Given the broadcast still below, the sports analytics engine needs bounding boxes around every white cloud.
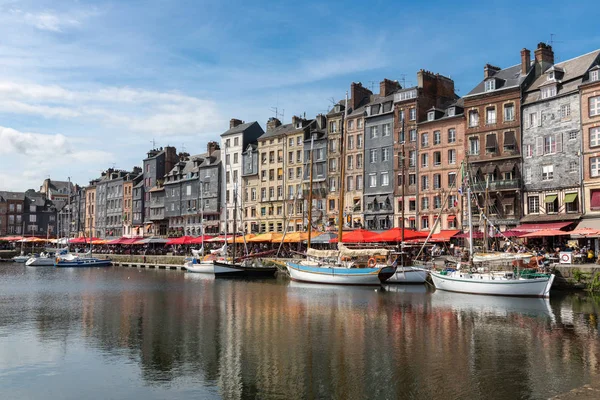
[7,7,100,33]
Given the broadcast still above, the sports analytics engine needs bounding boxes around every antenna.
[181,143,186,153]
[398,74,406,88]
[550,33,563,61]
[270,106,285,122]
[150,138,156,148]
[368,80,377,93]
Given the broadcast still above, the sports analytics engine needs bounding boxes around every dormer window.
[547,71,555,81]
[427,111,435,121]
[541,85,557,99]
[591,69,599,82]
[484,79,496,92]
[447,107,455,117]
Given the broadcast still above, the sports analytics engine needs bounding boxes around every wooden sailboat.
[430,168,554,297]
[286,93,396,285]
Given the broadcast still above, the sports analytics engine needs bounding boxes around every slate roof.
[523,49,600,104]
[0,191,25,201]
[258,122,301,141]
[220,121,259,137]
[465,63,530,97]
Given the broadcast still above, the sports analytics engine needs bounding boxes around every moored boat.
[387,266,429,283]
[286,262,395,285]
[55,257,112,267]
[25,253,55,266]
[12,254,30,263]
[213,259,278,278]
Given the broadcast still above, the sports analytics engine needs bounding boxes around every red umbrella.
[166,235,195,245]
[189,235,214,244]
[107,237,127,245]
[520,229,570,238]
[70,237,102,244]
[374,228,429,242]
[330,229,380,243]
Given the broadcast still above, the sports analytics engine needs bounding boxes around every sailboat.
[212,148,278,278]
[430,169,554,298]
[26,227,55,266]
[12,223,30,263]
[286,94,396,285]
[184,183,217,274]
[55,233,112,267]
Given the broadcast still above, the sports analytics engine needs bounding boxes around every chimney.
[379,78,401,97]
[520,48,531,75]
[266,117,281,132]
[292,115,303,128]
[534,42,554,76]
[206,141,219,155]
[229,118,243,129]
[350,82,373,110]
[483,64,501,79]
[316,114,326,130]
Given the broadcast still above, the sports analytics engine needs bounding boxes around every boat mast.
[400,119,405,268]
[337,92,348,245]
[483,175,489,252]
[233,179,237,262]
[307,136,314,249]
[223,146,228,253]
[467,169,474,265]
[200,176,204,256]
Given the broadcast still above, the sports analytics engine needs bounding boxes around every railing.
[472,179,520,191]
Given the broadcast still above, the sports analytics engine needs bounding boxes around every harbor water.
[1,263,599,399]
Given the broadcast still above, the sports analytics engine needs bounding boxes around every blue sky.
[1,0,599,191]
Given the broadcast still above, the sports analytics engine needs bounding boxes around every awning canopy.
[564,193,578,203]
[503,131,516,147]
[545,194,558,203]
[485,134,497,148]
[501,196,515,205]
[482,164,496,174]
[447,215,456,222]
[499,162,515,173]
[592,191,600,210]
[515,222,571,232]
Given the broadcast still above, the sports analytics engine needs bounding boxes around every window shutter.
[538,112,542,127]
[556,133,563,153]
[536,137,544,156]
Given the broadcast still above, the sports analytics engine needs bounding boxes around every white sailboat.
[12,223,29,263]
[430,172,555,298]
[26,227,55,266]
[184,179,216,274]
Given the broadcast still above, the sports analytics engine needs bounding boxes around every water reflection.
[0,263,599,399]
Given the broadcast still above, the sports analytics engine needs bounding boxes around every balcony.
[472,179,520,192]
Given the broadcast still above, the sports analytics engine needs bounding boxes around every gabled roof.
[465,63,529,97]
[258,122,301,141]
[0,191,25,201]
[220,121,259,137]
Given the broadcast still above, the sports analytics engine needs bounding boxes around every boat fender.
[55,257,60,263]
[367,258,376,268]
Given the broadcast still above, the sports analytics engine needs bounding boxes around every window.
[448,129,456,143]
[370,126,379,138]
[356,175,363,190]
[329,158,337,172]
[448,149,456,164]
[297,137,302,146]
[484,80,495,91]
[329,121,337,133]
[546,195,558,214]
[409,129,417,142]
[592,127,600,147]
[469,137,480,155]
[542,165,554,181]
[409,199,416,211]
[525,144,533,157]
[504,104,515,121]
[347,155,354,170]
[486,107,496,125]
[409,174,416,186]
[569,161,578,173]
[541,85,557,99]
[251,188,256,201]
[591,96,600,117]
[433,174,441,189]
[421,175,429,190]
[421,153,429,168]
[380,172,389,186]
[369,173,377,187]
[357,154,363,168]
[369,149,378,163]
[468,110,479,127]
[329,139,337,153]
[288,168,294,179]
[421,196,429,210]
[447,107,455,117]
[186,185,192,196]
[433,130,441,145]
[357,119,363,128]
[383,124,391,136]
[357,134,363,148]
[348,120,354,130]
[347,176,354,190]
[421,133,429,147]
[529,112,538,128]
[433,151,441,166]
[409,108,416,121]
[591,70,599,82]
[29,215,36,222]
[448,172,456,187]
[348,135,354,149]
[591,157,600,178]
[427,111,435,121]
[528,196,540,213]
[289,138,294,147]
[560,104,571,119]
[225,139,230,148]
[567,131,577,140]
[544,135,557,154]
[409,151,416,167]
[421,216,429,229]
[329,177,337,192]
[433,195,442,209]
[382,148,390,162]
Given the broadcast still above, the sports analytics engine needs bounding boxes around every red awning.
[455,231,484,239]
[592,191,600,210]
[447,215,456,222]
[374,228,429,242]
[515,222,572,232]
[431,230,460,241]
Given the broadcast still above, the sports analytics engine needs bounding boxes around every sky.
[0,0,599,191]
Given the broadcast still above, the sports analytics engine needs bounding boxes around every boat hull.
[12,256,29,263]
[25,257,55,267]
[387,267,429,284]
[55,258,112,268]
[430,271,555,298]
[184,261,214,274]
[213,261,277,278]
[286,263,395,285]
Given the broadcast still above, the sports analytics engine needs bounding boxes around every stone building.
[283,118,308,233]
[580,61,600,240]
[415,99,465,232]
[325,102,345,227]
[122,177,134,237]
[462,47,536,231]
[23,192,58,236]
[0,191,25,235]
[220,119,264,233]
[132,177,144,236]
[0,195,6,236]
[142,146,178,235]
[303,116,328,231]
[363,80,400,230]
[39,178,74,202]
[242,143,260,233]
[344,83,372,229]
[522,46,600,228]
[394,71,457,230]
[84,184,97,237]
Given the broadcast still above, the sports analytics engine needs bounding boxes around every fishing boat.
[430,171,555,298]
[285,96,396,285]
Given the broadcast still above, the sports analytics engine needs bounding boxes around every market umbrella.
[309,232,337,244]
[107,237,127,245]
[520,229,571,238]
[330,229,380,243]
[374,228,429,242]
[206,235,227,242]
[247,232,284,243]
[569,227,600,236]
[70,237,102,244]
[133,236,168,244]
[91,239,109,245]
[501,230,527,238]
[190,235,216,244]
[227,234,256,244]
[281,231,323,243]
[455,231,484,239]
[166,235,195,245]
[21,237,46,243]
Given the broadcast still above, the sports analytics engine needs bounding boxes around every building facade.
[326,103,344,227]
[123,179,134,237]
[0,191,24,235]
[581,63,600,236]
[242,144,260,233]
[142,146,178,235]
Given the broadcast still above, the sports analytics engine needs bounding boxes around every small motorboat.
[55,257,112,268]
[25,252,56,267]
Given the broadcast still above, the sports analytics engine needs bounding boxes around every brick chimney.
[520,48,531,75]
[229,118,243,129]
[266,117,281,132]
[484,64,501,78]
[206,141,219,156]
[291,115,304,128]
[379,78,401,97]
[534,42,554,76]
[350,82,373,110]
